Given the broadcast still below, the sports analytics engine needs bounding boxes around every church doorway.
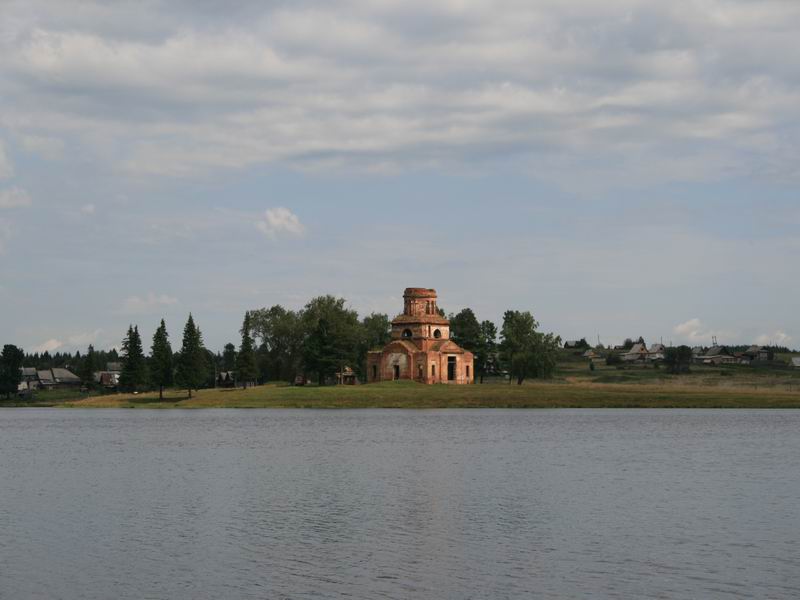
[447,356,456,381]
[393,365,400,380]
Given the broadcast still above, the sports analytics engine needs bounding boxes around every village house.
[623,343,649,363]
[648,343,666,362]
[791,357,800,369]
[700,346,737,365]
[739,345,772,364]
[367,288,474,384]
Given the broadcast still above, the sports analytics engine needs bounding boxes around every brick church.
[367,288,474,384]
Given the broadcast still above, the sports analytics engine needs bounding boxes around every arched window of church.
[402,329,413,338]
[433,329,442,339]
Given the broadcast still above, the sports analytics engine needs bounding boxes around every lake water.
[1,409,798,599]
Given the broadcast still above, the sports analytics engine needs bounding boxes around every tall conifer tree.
[119,325,147,392]
[80,344,98,389]
[150,319,173,400]
[0,344,25,399]
[237,312,258,388]
[176,314,205,398]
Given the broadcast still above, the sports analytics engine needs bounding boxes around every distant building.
[791,357,800,369]
[367,288,474,384]
[335,366,358,385]
[623,343,649,363]
[701,346,736,365]
[648,343,666,362]
[217,371,236,388]
[739,345,772,364]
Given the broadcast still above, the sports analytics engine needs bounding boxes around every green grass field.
[57,378,800,409]
[4,356,797,409]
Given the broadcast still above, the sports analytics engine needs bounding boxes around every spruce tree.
[237,312,258,388]
[119,325,148,392]
[150,319,174,400]
[80,344,98,389]
[176,314,206,399]
[0,344,25,399]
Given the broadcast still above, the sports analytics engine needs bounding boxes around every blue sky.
[1,0,798,353]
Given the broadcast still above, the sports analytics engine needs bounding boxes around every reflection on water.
[1,409,798,599]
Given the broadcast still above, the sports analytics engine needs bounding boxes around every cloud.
[0,187,32,209]
[0,219,10,254]
[1,2,800,184]
[0,142,12,180]
[256,207,306,238]
[21,135,64,160]
[756,331,792,347]
[80,203,96,215]
[32,338,63,353]
[673,318,735,346]
[118,292,179,315]
[67,329,103,346]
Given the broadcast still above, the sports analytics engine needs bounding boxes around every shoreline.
[3,380,794,409]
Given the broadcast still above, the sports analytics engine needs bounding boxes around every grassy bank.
[60,379,800,409]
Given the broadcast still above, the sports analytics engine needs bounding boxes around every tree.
[80,345,98,389]
[249,305,306,382]
[450,308,482,351]
[119,325,148,392]
[477,320,498,382]
[358,312,391,379]
[222,343,237,372]
[500,310,561,384]
[150,319,173,400]
[302,295,361,385]
[237,312,258,388]
[0,344,24,399]
[665,345,693,374]
[451,309,498,383]
[175,314,206,399]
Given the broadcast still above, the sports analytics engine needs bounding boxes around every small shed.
[335,366,358,385]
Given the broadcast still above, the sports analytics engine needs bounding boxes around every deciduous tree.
[237,312,258,388]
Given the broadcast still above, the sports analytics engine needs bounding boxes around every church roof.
[391,313,449,325]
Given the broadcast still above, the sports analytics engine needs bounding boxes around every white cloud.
[756,331,792,346]
[0,187,32,209]
[256,207,306,239]
[673,318,735,346]
[80,203,96,215]
[32,338,63,353]
[118,292,179,315]
[1,2,799,184]
[68,329,103,346]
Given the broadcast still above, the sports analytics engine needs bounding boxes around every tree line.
[1,295,562,399]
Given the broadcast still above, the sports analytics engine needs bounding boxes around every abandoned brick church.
[367,288,474,384]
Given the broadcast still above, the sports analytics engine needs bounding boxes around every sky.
[1,0,798,354]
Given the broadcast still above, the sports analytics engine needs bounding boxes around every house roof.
[391,314,449,326]
[704,346,729,357]
[20,367,37,377]
[106,362,122,372]
[51,368,80,383]
[626,343,648,355]
[37,370,54,384]
[649,344,665,353]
